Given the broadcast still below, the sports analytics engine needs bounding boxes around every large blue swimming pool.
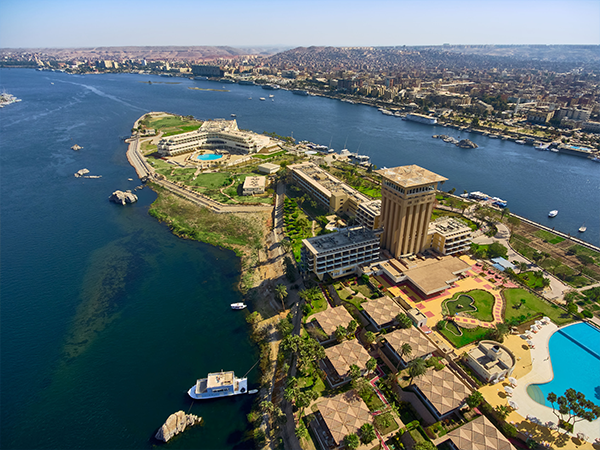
[527,323,600,406]
[197,154,222,161]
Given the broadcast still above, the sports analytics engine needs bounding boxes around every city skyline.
[1,0,599,49]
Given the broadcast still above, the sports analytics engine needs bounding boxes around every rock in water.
[109,190,138,205]
[155,411,202,442]
[457,139,478,149]
[74,168,90,177]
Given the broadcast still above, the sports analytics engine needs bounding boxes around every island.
[126,112,600,450]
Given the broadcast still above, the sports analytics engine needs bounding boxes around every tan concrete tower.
[376,165,447,257]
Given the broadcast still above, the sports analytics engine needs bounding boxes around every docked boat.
[405,113,437,125]
[292,89,309,96]
[231,302,247,310]
[579,224,587,233]
[548,210,558,218]
[188,370,257,400]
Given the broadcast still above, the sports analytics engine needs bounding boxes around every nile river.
[0,69,598,449]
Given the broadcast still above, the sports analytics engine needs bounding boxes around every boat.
[230,114,236,117]
[405,113,437,125]
[71,144,83,151]
[259,97,266,101]
[231,302,247,310]
[515,140,526,145]
[579,224,587,233]
[268,94,274,98]
[262,84,280,90]
[238,80,256,86]
[188,370,257,400]
[548,210,558,218]
[292,89,309,96]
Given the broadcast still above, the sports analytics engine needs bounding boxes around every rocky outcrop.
[155,411,202,442]
[109,190,138,205]
[457,139,478,149]
[75,168,102,178]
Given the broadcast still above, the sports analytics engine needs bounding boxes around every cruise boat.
[292,89,309,96]
[405,113,437,125]
[188,370,257,400]
[231,302,246,310]
[548,210,558,218]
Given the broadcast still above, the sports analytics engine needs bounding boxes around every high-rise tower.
[376,165,447,257]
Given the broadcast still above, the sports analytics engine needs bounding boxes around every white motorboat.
[548,210,558,218]
[188,370,257,400]
[231,302,247,310]
[259,97,266,101]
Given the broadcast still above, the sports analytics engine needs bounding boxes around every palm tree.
[396,343,412,370]
[366,358,377,376]
[407,358,427,385]
[275,283,288,311]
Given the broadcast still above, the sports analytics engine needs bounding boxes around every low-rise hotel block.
[289,163,380,227]
[157,119,274,156]
[242,176,266,195]
[301,226,380,280]
[428,217,472,256]
[465,341,516,383]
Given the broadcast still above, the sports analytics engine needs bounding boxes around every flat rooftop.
[397,256,471,296]
[429,217,472,236]
[206,371,234,388]
[376,165,447,188]
[303,226,379,254]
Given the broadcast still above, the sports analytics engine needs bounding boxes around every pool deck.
[480,322,600,447]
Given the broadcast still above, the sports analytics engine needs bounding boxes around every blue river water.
[0,69,599,449]
[527,323,600,406]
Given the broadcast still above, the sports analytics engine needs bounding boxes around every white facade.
[157,119,273,156]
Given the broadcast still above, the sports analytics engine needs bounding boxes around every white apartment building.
[301,226,380,280]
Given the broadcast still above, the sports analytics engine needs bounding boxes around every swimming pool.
[527,323,600,407]
[196,154,222,161]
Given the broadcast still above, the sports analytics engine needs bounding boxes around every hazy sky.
[1,0,598,48]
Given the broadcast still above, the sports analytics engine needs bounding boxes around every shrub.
[582,310,593,318]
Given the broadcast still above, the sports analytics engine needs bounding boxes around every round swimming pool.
[196,154,222,161]
[527,322,600,406]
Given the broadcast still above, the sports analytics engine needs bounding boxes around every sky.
[0,0,599,49]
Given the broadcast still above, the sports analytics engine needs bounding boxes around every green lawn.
[503,288,573,325]
[438,322,490,348]
[193,172,231,189]
[360,386,385,411]
[516,270,546,290]
[356,185,382,198]
[442,290,495,322]
[373,412,399,434]
[304,293,328,319]
[298,371,327,399]
[535,229,565,244]
[252,150,286,160]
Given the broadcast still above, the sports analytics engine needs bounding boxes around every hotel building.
[289,163,380,228]
[377,165,447,257]
[157,119,274,156]
[428,217,472,256]
[301,226,380,280]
